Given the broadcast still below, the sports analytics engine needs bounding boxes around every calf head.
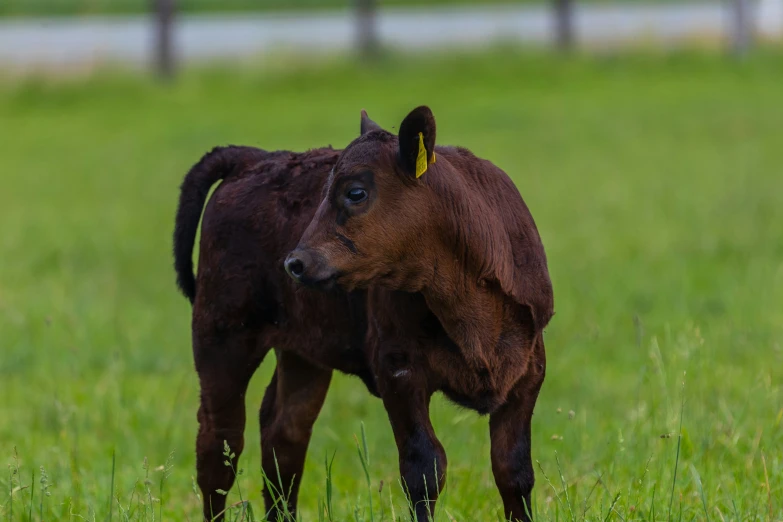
[285,106,438,291]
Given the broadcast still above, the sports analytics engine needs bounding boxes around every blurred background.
[1,0,783,72]
[1,1,782,521]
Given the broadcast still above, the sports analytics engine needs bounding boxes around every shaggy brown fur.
[174,145,374,521]
[174,107,553,522]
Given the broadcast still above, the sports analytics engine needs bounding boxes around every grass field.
[1,50,782,521]
[0,0,684,17]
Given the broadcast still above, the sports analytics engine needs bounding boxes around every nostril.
[287,258,304,278]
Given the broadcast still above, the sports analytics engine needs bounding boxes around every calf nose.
[284,253,306,281]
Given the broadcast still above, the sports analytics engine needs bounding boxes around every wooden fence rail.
[150,1,765,78]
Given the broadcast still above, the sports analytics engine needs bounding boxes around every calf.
[287,106,554,521]
[174,107,552,522]
[174,145,377,521]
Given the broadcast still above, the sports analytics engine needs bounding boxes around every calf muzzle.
[284,248,337,289]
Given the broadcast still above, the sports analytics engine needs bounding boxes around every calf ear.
[360,109,383,135]
[397,106,436,178]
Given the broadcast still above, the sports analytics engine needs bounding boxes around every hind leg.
[259,349,332,521]
[194,327,268,521]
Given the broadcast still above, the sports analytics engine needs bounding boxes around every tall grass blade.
[28,469,34,522]
[388,479,397,522]
[354,423,374,522]
[399,478,415,522]
[324,450,336,522]
[648,483,656,521]
[8,462,13,522]
[272,450,293,520]
[762,453,772,522]
[554,452,576,521]
[602,492,621,522]
[223,441,243,505]
[668,377,686,522]
[581,473,603,518]
[433,458,441,522]
[38,466,49,522]
[537,460,568,515]
[361,423,370,469]
[689,464,709,522]
[107,451,116,522]
[259,464,287,522]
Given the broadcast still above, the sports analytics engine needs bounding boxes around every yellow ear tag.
[415,132,428,178]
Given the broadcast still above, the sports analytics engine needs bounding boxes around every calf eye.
[346,187,368,204]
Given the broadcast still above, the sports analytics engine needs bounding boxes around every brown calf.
[174,107,552,522]
[286,106,553,521]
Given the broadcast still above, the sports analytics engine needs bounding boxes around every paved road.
[0,2,781,69]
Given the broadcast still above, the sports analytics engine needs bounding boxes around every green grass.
[1,49,782,521]
[0,0,687,18]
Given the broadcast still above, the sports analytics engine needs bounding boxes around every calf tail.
[173,146,264,304]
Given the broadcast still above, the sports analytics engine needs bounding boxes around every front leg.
[489,336,546,522]
[378,350,446,521]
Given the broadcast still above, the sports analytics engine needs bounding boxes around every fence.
[1,1,776,76]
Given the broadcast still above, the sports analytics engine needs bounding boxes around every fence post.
[729,0,753,55]
[356,0,379,59]
[554,0,575,50]
[153,0,176,78]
